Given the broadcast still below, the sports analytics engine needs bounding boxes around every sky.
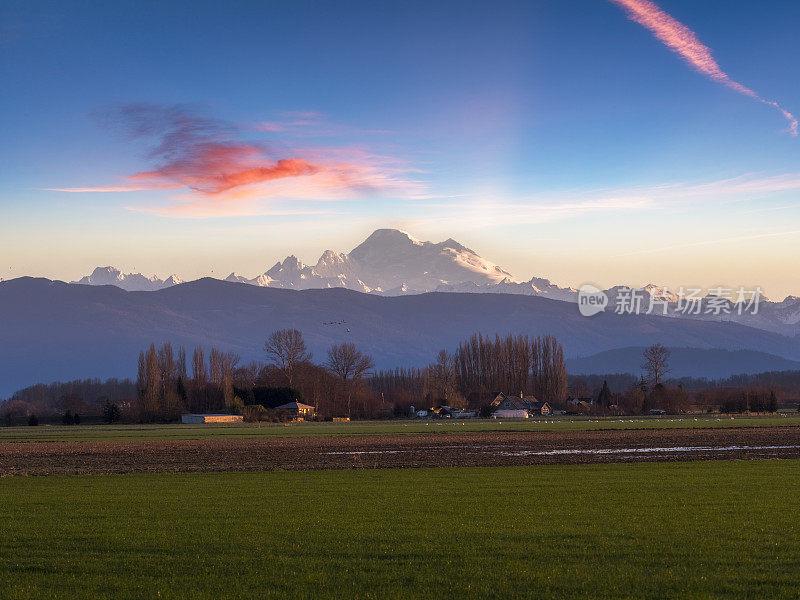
[1,0,799,300]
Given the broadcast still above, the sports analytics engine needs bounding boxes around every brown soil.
[1,427,799,476]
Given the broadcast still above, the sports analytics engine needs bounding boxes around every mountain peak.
[90,266,124,279]
[439,237,468,252]
[74,266,171,291]
[346,228,516,290]
[350,228,422,256]
[266,255,305,278]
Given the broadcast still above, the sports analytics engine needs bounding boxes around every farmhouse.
[491,393,552,416]
[567,397,596,413]
[275,401,316,419]
[181,414,244,424]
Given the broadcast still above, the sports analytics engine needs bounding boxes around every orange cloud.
[47,104,421,216]
[610,0,798,135]
[130,152,319,194]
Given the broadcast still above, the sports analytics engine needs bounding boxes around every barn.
[181,414,244,424]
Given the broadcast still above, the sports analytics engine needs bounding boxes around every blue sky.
[1,0,799,298]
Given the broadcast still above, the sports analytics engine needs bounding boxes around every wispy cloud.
[254,110,394,137]
[609,0,798,135]
[613,228,800,258]
[44,184,181,192]
[415,171,800,228]
[48,104,420,217]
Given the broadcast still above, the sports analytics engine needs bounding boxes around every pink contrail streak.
[609,0,797,136]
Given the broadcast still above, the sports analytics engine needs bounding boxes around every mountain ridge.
[1,276,798,397]
[66,228,800,336]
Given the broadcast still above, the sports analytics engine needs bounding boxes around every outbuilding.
[181,414,244,424]
[275,401,316,419]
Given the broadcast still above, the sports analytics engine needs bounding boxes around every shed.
[275,401,316,419]
[181,414,244,424]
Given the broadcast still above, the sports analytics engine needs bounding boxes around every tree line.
[371,333,568,413]
[0,378,136,425]
[567,345,789,415]
[3,337,796,424]
[132,332,376,422]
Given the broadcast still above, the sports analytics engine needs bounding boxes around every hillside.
[1,277,798,397]
[566,347,800,380]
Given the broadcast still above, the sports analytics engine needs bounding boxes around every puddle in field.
[325,444,800,457]
[494,444,800,457]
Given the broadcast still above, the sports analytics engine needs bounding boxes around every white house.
[492,409,529,419]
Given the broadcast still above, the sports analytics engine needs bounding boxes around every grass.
[1,413,799,443]
[1,460,799,599]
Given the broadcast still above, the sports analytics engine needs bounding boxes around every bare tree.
[326,342,374,418]
[452,333,567,406]
[427,349,465,406]
[642,344,671,387]
[264,329,311,387]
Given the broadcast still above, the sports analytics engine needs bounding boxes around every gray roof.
[492,393,549,411]
[275,401,315,411]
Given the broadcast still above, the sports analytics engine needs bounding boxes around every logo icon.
[578,284,608,317]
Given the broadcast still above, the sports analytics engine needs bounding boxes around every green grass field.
[1,460,798,599]
[1,413,799,443]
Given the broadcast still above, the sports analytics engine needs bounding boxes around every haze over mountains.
[71,228,800,335]
[2,276,799,397]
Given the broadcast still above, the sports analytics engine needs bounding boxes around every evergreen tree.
[597,380,613,410]
[767,390,778,413]
[102,401,121,423]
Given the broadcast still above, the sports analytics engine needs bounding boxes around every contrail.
[609,0,797,136]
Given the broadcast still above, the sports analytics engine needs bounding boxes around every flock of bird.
[323,320,350,333]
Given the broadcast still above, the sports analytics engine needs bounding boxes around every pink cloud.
[48,104,421,217]
[610,0,798,135]
[128,146,320,194]
[254,121,286,132]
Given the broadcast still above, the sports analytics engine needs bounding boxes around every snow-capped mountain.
[642,284,679,303]
[599,284,800,336]
[73,229,569,296]
[348,228,515,292]
[67,229,798,336]
[221,228,522,294]
[73,267,181,292]
[226,251,371,292]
